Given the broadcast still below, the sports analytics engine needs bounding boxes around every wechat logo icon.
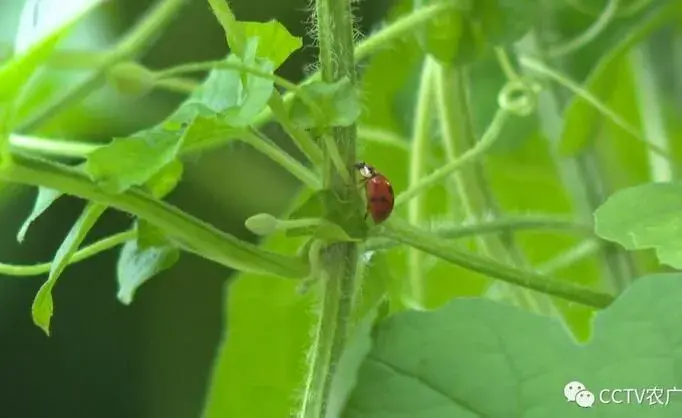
[564,381,595,408]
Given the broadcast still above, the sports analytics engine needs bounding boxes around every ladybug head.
[354,161,376,179]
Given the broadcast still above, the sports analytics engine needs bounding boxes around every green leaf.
[0,0,104,149]
[412,0,540,65]
[181,48,274,127]
[238,20,303,69]
[144,159,184,198]
[82,129,184,194]
[2,0,104,102]
[289,78,361,128]
[32,203,106,335]
[17,187,62,243]
[343,273,682,417]
[558,0,679,155]
[594,182,682,269]
[179,115,244,153]
[116,221,179,305]
[202,190,317,418]
[208,0,301,68]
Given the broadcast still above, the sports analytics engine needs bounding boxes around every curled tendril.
[497,78,542,117]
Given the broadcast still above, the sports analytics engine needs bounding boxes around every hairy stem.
[299,0,360,417]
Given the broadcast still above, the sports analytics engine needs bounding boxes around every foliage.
[1,0,682,416]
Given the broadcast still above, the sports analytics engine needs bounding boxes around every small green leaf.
[145,159,183,198]
[558,0,678,155]
[208,0,301,68]
[238,20,303,69]
[117,221,179,305]
[179,115,245,152]
[82,129,184,194]
[343,274,682,417]
[594,182,682,269]
[17,187,62,243]
[107,61,156,97]
[181,48,274,127]
[32,203,106,335]
[289,78,361,128]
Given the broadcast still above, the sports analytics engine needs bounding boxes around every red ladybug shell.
[364,174,394,223]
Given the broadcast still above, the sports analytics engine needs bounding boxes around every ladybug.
[353,161,394,224]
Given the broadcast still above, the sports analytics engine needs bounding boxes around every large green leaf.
[594,182,682,269]
[344,273,682,417]
[202,191,317,418]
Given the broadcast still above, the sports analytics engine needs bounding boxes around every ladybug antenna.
[353,161,366,169]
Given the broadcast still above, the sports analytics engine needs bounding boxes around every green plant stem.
[268,91,325,167]
[630,43,672,182]
[364,215,594,251]
[154,59,305,97]
[9,134,100,158]
[518,55,671,160]
[0,230,134,276]
[494,47,522,82]
[406,57,436,307]
[435,64,542,313]
[380,220,615,309]
[154,76,199,94]
[242,130,321,189]
[518,20,637,293]
[356,126,410,151]
[0,153,308,278]
[16,0,190,133]
[156,59,325,167]
[549,0,619,57]
[536,239,603,275]
[300,0,360,417]
[250,2,453,130]
[395,107,509,207]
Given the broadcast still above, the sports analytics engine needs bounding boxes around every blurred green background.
[0,1,389,417]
